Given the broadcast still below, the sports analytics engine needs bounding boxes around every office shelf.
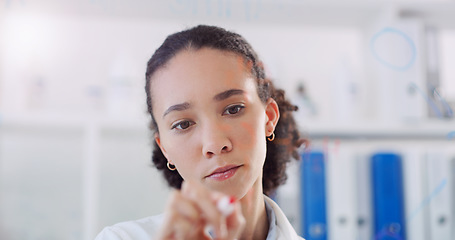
[1,113,453,140]
[0,113,149,134]
[299,119,455,140]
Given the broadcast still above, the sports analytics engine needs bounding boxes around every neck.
[238,179,269,240]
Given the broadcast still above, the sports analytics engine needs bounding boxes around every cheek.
[238,121,267,172]
[161,138,197,178]
[239,121,265,152]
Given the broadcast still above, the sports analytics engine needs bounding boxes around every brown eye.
[223,104,245,115]
[172,120,193,130]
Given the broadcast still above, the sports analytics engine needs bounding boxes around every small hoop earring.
[167,162,176,171]
[267,132,275,141]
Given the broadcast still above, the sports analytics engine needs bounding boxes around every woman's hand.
[155,180,245,240]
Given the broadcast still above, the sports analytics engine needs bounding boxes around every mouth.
[206,165,241,181]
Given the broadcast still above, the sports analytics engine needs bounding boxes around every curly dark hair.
[145,25,306,196]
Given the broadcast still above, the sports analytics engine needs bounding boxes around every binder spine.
[403,149,428,240]
[327,144,357,240]
[371,152,407,240]
[301,151,328,240]
[426,150,453,240]
[355,152,372,240]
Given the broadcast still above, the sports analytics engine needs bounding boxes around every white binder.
[367,19,428,123]
[426,149,453,240]
[402,148,429,240]
[354,151,372,240]
[326,141,357,240]
[276,158,302,235]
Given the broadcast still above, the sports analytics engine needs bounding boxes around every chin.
[204,179,245,198]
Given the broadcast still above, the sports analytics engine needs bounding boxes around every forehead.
[155,48,252,85]
[150,48,257,107]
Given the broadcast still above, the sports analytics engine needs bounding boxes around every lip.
[206,165,241,181]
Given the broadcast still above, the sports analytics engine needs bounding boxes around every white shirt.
[95,195,303,240]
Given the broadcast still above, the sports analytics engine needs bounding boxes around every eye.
[171,120,194,130]
[223,104,245,115]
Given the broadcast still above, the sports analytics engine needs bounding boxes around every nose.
[201,121,233,158]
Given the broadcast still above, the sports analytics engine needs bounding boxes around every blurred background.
[0,0,454,239]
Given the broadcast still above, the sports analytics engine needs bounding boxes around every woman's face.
[150,48,279,198]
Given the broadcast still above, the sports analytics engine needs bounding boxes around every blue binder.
[301,151,327,240]
[371,152,406,240]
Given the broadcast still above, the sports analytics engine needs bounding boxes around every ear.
[154,132,170,161]
[265,98,280,136]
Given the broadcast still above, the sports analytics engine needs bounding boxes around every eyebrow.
[162,102,190,119]
[162,89,245,119]
[213,89,245,101]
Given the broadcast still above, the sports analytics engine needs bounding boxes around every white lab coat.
[95,195,304,240]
